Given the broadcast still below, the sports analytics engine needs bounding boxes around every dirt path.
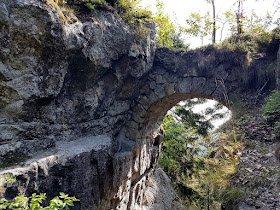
[232,95,280,209]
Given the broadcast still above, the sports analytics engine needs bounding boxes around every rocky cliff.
[0,1,278,209]
[0,0,165,209]
[276,44,280,89]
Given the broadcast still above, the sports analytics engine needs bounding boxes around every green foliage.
[159,104,213,183]
[245,11,273,35]
[0,192,79,210]
[78,0,108,10]
[175,106,213,136]
[0,173,16,185]
[159,113,196,180]
[185,12,212,44]
[263,90,280,122]
[275,121,280,138]
[219,187,245,209]
[67,0,153,23]
[154,0,187,48]
[263,90,280,138]
[113,0,153,42]
[220,4,278,51]
[5,174,16,184]
[64,0,152,42]
[113,0,152,24]
[46,0,78,24]
[65,0,108,10]
[219,28,279,53]
[159,100,245,209]
[0,175,79,209]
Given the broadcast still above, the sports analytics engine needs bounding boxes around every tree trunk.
[236,0,243,35]
[211,0,216,43]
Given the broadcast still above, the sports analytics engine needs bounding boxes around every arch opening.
[151,98,243,210]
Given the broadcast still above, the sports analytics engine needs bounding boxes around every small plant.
[73,0,109,10]
[263,90,280,122]
[64,0,152,42]
[0,192,79,209]
[46,0,77,24]
[263,90,280,138]
[0,173,16,185]
[219,187,245,209]
[5,174,16,184]
[0,174,79,209]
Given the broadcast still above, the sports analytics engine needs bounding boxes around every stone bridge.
[124,47,250,144]
[0,1,278,209]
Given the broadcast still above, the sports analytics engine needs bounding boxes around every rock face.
[276,44,280,89]
[142,168,176,210]
[0,0,278,209]
[0,0,158,209]
[1,135,114,209]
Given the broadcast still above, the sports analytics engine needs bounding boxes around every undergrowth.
[159,107,245,209]
[218,28,280,54]
[46,0,78,24]
[263,90,280,138]
[0,174,80,209]
[61,0,153,42]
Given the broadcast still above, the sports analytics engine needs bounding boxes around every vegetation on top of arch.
[64,0,153,24]
[218,27,280,54]
[46,0,153,42]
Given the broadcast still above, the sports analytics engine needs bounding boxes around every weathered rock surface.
[0,0,279,209]
[1,135,114,209]
[142,168,176,210]
[0,0,159,209]
[276,44,280,89]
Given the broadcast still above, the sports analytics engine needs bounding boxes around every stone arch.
[124,47,249,142]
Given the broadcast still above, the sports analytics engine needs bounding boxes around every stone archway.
[115,47,253,209]
[124,47,249,142]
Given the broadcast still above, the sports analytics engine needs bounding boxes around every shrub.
[67,0,109,10]
[0,174,79,209]
[275,121,280,138]
[263,90,280,138]
[219,187,245,209]
[64,0,152,42]
[219,29,279,54]
[0,192,79,209]
[263,90,280,122]
[113,0,152,42]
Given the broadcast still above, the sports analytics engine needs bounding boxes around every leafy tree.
[223,0,276,36]
[223,3,245,36]
[159,100,243,209]
[185,12,212,46]
[159,105,213,180]
[154,0,186,48]
[245,11,273,34]
[176,106,213,136]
